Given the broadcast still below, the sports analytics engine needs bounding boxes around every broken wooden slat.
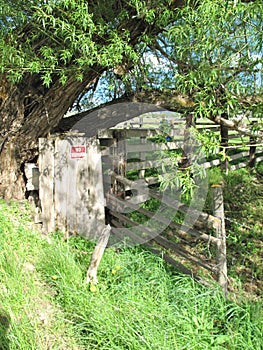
[112,217,212,287]
[110,208,216,273]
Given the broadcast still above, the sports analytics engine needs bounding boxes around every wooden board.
[39,138,55,233]
[39,136,105,237]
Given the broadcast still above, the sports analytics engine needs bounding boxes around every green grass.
[221,166,263,295]
[0,199,263,349]
[204,165,263,296]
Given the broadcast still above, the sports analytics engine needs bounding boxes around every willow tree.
[57,0,263,200]
[0,0,262,200]
[61,0,263,138]
[163,0,263,133]
[0,0,185,199]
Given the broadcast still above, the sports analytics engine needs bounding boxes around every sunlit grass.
[0,199,262,349]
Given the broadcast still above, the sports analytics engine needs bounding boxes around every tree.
[62,0,263,137]
[0,0,184,199]
[136,1,263,126]
[0,0,262,200]
[163,0,263,135]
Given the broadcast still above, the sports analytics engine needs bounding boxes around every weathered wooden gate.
[36,118,263,294]
[39,135,105,239]
[99,127,228,294]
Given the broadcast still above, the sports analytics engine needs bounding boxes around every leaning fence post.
[212,185,228,296]
[86,224,111,284]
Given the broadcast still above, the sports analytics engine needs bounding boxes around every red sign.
[70,145,87,159]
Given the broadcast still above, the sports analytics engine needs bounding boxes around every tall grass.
[0,200,262,349]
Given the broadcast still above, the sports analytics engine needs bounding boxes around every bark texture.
[0,72,99,199]
[0,0,187,200]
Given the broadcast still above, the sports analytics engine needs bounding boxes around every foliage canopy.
[0,0,263,200]
[1,0,263,123]
[0,0,178,86]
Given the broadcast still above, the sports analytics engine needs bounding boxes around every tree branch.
[55,89,263,139]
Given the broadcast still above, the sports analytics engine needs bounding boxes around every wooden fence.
[99,128,229,293]
[97,120,262,293]
[26,116,263,294]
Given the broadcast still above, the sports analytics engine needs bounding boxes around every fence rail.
[27,116,262,295]
[102,128,230,293]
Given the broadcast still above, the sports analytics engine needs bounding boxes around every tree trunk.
[0,142,25,200]
[0,72,100,200]
[0,0,195,200]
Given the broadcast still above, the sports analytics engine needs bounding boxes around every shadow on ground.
[0,308,10,350]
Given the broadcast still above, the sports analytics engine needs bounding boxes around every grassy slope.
[0,167,263,349]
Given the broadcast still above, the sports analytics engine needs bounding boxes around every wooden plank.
[108,194,219,244]
[39,138,55,233]
[153,234,217,273]
[125,128,184,138]
[54,139,69,233]
[125,148,259,175]
[126,141,183,153]
[202,159,221,169]
[86,224,111,284]
[126,158,166,171]
[139,136,146,179]
[149,190,220,229]
[109,171,133,189]
[24,163,39,191]
[110,209,218,269]
[249,126,257,167]
[98,128,185,139]
[109,171,160,191]
[196,125,220,130]
[256,155,263,163]
[111,216,215,273]
[229,151,249,161]
[75,136,105,239]
[229,162,248,171]
[66,139,79,234]
[212,185,227,296]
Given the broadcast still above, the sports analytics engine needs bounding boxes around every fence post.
[212,185,228,296]
[86,224,111,284]
[112,130,127,195]
[220,121,229,173]
[249,121,256,168]
[139,136,146,179]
